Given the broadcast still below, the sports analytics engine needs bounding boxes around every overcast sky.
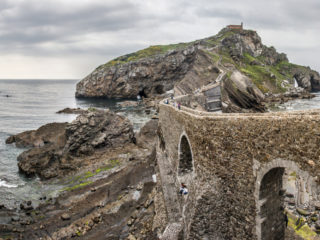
[0,0,319,79]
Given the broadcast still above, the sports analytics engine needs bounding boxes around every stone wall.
[157,103,320,239]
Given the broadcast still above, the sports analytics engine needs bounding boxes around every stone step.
[207,107,221,112]
[206,98,220,103]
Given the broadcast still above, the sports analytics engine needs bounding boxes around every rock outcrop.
[5,122,67,148]
[10,110,135,179]
[76,46,196,99]
[135,118,159,150]
[221,71,266,113]
[56,107,89,115]
[75,27,320,113]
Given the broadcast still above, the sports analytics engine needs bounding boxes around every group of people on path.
[163,96,181,110]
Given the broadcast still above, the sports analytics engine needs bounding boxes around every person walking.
[179,183,188,195]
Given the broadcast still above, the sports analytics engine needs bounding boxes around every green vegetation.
[289,171,297,177]
[203,50,220,62]
[287,212,317,239]
[98,42,193,68]
[60,159,121,192]
[88,107,96,112]
[288,171,297,181]
[203,30,236,47]
[60,181,93,192]
[238,53,290,93]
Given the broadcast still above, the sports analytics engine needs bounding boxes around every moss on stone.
[288,212,316,239]
[60,181,93,192]
[289,171,297,181]
[60,159,120,192]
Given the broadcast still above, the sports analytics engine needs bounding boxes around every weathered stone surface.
[17,110,135,179]
[76,46,197,99]
[61,213,71,221]
[6,122,67,148]
[56,107,88,115]
[293,68,320,91]
[75,27,320,114]
[296,208,311,216]
[315,203,320,210]
[63,109,134,157]
[135,119,158,150]
[157,103,320,240]
[117,101,140,108]
[221,70,266,113]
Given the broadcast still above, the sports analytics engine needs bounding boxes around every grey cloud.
[0,0,319,78]
[0,0,144,50]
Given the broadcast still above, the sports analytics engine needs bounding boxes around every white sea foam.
[0,179,18,188]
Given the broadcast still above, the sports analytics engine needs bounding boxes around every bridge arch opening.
[258,167,285,240]
[178,135,193,175]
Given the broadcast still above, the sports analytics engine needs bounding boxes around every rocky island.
[76,27,320,113]
[2,26,320,240]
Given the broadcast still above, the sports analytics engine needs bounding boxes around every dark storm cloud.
[0,0,144,55]
[0,0,319,78]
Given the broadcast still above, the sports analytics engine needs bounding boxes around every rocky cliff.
[7,109,135,179]
[76,27,320,112]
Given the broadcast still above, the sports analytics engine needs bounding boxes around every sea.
[0,79,320,209]
[0,79,153,209]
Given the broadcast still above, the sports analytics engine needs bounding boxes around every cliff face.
[76,27,320,107]
[76,46,197,98]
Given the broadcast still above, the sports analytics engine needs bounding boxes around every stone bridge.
[156,101,320,240]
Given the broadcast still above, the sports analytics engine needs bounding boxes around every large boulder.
[6,122,67,148]
[221,71,266,113]
[16,110,135,179]
[63,109,135,156]
[293,68,320,92]
[135,119,159,151]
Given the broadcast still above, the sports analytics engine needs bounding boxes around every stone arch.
[178,133,194,176]
[258,167,285,240]
[254,159,318,240]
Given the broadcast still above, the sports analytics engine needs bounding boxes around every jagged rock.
[293,68,320,91]
[286,198,295,206]
[296,207,311,216]
[117,101,140,108]
[6,122,67,148]
[221,29,265,59]
[315,221,320,229]
[11,216,20,222]
[20,202,33,211]
[75,27,320,114]
[221,71,266,113]
[76,46,197,99]
[56,108,88,115]
[315,203,320,210]
[135,119,158,150]
[17,110,135,179]
[286,193,294,198]
[61,213,71,221]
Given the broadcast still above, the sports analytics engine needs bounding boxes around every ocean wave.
[0,179,18,188]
